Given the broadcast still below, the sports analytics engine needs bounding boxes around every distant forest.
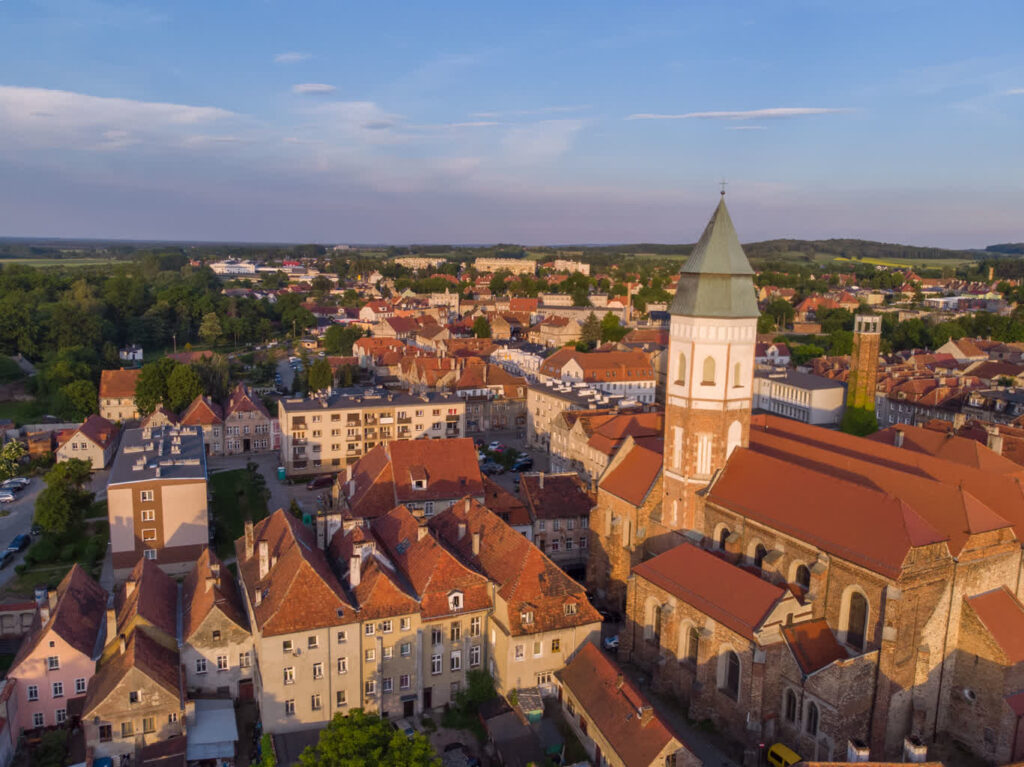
[986,243,1024,255]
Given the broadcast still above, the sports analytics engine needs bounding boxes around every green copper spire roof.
[669,196,759,319]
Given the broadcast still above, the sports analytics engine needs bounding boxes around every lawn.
[2,518,111,598]
[0,399,49,427]
[209,467,270,558]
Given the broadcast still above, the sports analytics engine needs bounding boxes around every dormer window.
[448,592,463,611]
[564,603,578,616]
[521,610,534,625]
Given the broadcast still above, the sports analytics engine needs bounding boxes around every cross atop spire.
[719,178,727,197]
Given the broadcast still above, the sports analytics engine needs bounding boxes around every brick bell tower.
[662,194,759,534]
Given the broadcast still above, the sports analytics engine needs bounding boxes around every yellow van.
[766,743,802,767]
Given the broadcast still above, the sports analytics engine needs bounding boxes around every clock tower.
[662,196,759,534]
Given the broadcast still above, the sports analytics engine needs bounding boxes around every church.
[586,196,1024,765]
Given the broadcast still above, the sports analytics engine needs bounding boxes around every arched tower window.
[784,689,797,722]
[720,651,740,699]
[733,361,742,388]
[846,591,868,651]
[726,420,742,459]
[702,356,716,385]
[717,527,731,551]
[686,626,699,664]
[806,701,819,735]
[676,352,687,385]
[795,565,811,590]
[652,605,663,644]
[754,544,768,570]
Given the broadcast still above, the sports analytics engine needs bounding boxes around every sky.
[0,1,1022,248]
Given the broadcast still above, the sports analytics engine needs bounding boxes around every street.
[276,357,296,392]
[0,477,44,588]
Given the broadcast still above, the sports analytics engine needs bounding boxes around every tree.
[258,733,277,767]
[765,298,795,330]
[757,313,776,334]
[472,317,492,339]
[57,379,98,420]
[199,312,223,346]
[791,344,825,366]
[323,325,364,356]
[166,363,204,412]
[298,709,438,767]
[841,407,879,436]
[600,312,628,343]
[34,458,94,535]
[580,312,601,347]
[0,441,26,481]
[134,358,177,416]
[192,355,230,402]
[488,270,512,295]
[308,358,333,392]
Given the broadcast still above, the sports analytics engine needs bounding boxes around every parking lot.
[0,477,43,588]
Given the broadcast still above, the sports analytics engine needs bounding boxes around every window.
[552,637,561,653]
[431,654,442,675]
[168,712,178,724]
[27,685,38,701]
[33,712,45,728]
[580,536,588,549]
[365,648,376,663]
[121,721,134,738]
[470,616,481,637]
[470,645,481,667]
[553,519,561,531]
[400,642,411,657]
[313,662,323,679]
[240,652,252,668]
[308,635,320,649]
[676,352,687,385]
[400,674,411,690]
[520,610,533,625]
[46,656,59,670]
[217,655,228,671]
[717,527,731,551]
[538,520,546,531]
[550,539,560,552]
[364,680,377,696]
[311,693,322,711]
[431,627,443,646]
[51,681,63,698]
[565,537,573,551]
[212,630,221,642]
[142,716,154,734]
[383,646,393,660]
[400,617,411,631]
[336,690,347,707]
[533,640,543,657]
[99,724,112,742]
[784,689,797,723]
[196,658,208,674]
[285,699,295,716]
[144,549,157,560]
[686,626,700,665]
[282,640,294,653]
[450,622,462,641]
[337,630,348,644]
[753,544,768,570]
[702,356,716,385]
[846,591,868,651]
[141,509,155,522]
[536,671,553,685]
[564,603,578,616]
[451,651,462,671]
[382,677,393,694]
[514,644,525,661]
[142,528,157,541]
[140,490,154,502]
[284,667,295,685]
[338,657,348,674]
[129,690,139,704]
[733,361,743,388]
[806,701,819,735]
[448,592,462,611]
[795,565,811,590]
[365,623,375,636]
[721,651,740,699]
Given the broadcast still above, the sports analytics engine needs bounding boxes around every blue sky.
[0,0,1022,247]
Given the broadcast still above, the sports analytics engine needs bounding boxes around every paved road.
[0,477,44,588]
[277,357,296,392]
[206,451,329,517]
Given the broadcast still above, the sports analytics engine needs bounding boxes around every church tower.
[662,195,759,533]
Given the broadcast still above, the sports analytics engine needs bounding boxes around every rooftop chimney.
[471,530,481,556]
[953,412,966,430]
[258,540,269,579]
[205,575,218,593]
[125,579,137,599]
[903,736,928,763]
[846,739,870,763]
[464,498,470,513]
[894,429,905,448]
[639,705,653,727]
[418,525,429,541]
[119,634,127,655]
[254,589,262,607]
[538,472,544,489]
[105,604,117,647]
[615,673,624,690]
[244,519,254,559]
[349,554,361,588]
[458,522,467,540]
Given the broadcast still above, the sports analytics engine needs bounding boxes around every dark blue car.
[7,534,29,553]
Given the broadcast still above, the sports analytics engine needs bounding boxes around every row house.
[526,380,628,451]
[168,383,278,457]
[528,316,581,348]
[454,360,528,434]
[99,368,142,423]
[538,348,658,403]
[55,414,120,469]
[518,472,593,573]
[277,389,467,477]
[549,409,662,482]
[489,342,547,381]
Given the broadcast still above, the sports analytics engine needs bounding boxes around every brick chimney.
[125,578,137,599]
[458,522,467,540]
[538,472,544,489]
[985,424,1004,455]
[258,540,269,579]
[417,525,429,541]
[615,673,624,690]
[349,554,361,588]
[639,705,653,726]
[244,519,254,559]
[119,634,126,655]
[105,602,117,646]
[471,531,481,556]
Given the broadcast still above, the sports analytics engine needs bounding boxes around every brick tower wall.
[847,315,881,411]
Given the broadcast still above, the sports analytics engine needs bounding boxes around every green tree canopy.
[765,297,795,329]
[35,458,94,535]
[199,312,223,346]
[192,355,230,402]
[791,344,825,366]
[298,710,438,767]
[135,358,177,416]
[308,358,333,392]
[472,316,492,338]
[841,406,879,436]
[166,363,204,412]
[0,441,26,481]
[580,312,601,347]
[323,325,365,356]
[57,379,97,421]
[599,312,628,343]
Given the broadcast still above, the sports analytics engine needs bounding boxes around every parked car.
[306,474,334,490]
[2,478,28,491]
[0,551,13,569]
[0,491,14,504]
[511,457,533,472]
[443,743,481,767]
[603,634,619,652]
[487,441,503,452]
[392,718,415,738]
[7,534,30,552]
[481,461,504,475]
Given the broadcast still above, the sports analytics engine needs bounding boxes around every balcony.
[397,416,412,425]
[446,415,461,423]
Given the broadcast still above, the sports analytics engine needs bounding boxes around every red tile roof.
[329,527,420,621]
[430,499,601,635]
[782,619,849,674]
[182,549,248,642]
[599,437,663,507]
[587,412,664,457]
[481,476,532,527]
[84,629,182,717]
[966,587,1024,664]
[557,642,683,767]
[520,473,593,521]
[116,558,179,642]
[180,394,224,426]
[225,383,271,419]
[633,543,786,641]
[59,414,119,450]
[869,423,1022,475]
[99,368,141,399]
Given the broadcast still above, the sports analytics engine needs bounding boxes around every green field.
[832,255,973,268]
[0,257,120,268]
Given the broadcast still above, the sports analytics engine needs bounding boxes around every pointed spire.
[670,197,759,318]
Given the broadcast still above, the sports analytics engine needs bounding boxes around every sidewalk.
[616,658,743,767]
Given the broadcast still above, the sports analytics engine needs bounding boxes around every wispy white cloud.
[274,52,311,64]
[291,83,336,95]
[471,105,589,119]
[501,119,585,164]
[725,125,767,131]
[1005,87,1024,95]
[628,107,853,120]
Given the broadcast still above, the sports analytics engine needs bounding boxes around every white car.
[0,492,15,504]
[2,478,28,490]
[487,441,503,451]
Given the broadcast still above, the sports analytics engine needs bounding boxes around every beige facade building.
[278,389,466,477]
[473,257,536,276]
[107,425,209,579]
[99,369,142,423]
[527,381,626,451]
[55,414,120,470]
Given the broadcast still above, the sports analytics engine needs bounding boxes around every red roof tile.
[99,368,141,399]
[520,473,594,521]
[116,558,179,641]
[599,437,663,507]
[182,549,248,642]
[180,395,224,426]
[782,619,849,674]
[966,587,1024,664]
